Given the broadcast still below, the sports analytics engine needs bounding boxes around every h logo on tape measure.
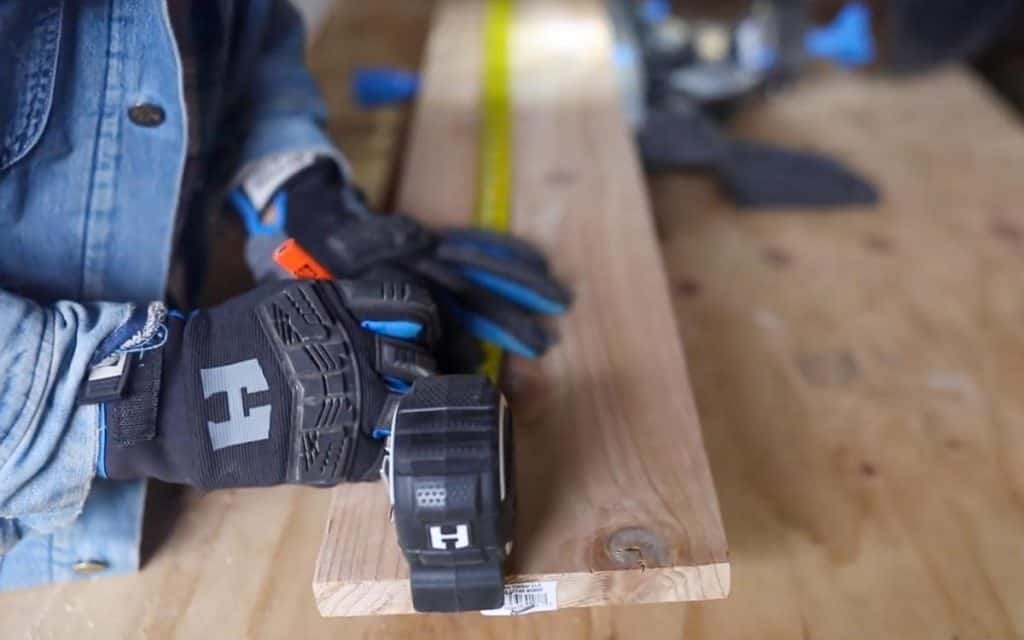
[429,523,471,550]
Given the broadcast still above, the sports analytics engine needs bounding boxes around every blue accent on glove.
[384,376,412,393]
[805,2,875,67]
[360,320,424,340]
[460,268,567,315]
[453,307,539,359]
[230,189,289,235]
[371,427,392,440]
[361,322,425,391]
[353,68,420,108]
[97,403,109,478]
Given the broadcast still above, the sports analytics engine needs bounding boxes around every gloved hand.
[241,160,572,371]
[96,278,439,489]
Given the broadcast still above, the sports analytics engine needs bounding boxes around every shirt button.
[72,559,109,574]
[127,103,166,127]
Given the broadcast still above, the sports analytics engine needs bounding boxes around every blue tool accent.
[360,320,424,340]
[613,43,640,70]
[97,404,109,478]
[371,427,392,440]
[805,2,875,67]
[454,307,539,359]
[736,15,779,73]
[751,47,779,73]
[229,189,288,235]
[353,68,420,108]
[639,0,671,25]
[461,268,566,315]
[384,376,412,393]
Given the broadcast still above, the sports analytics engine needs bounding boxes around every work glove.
[94,278,439,489]
[236,160,572,371]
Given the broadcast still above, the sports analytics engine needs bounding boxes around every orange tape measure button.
[273,238,333,280]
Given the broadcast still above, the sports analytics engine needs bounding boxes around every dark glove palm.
[102,279,439,489]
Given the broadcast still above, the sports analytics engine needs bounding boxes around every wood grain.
[313,0,729,617]
[4,0,1024,636]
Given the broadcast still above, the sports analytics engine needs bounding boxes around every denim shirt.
[0,0,343,590]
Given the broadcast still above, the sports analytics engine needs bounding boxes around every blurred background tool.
[613,0,880,209]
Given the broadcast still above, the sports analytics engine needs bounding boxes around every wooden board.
[652,66,1024,639]
[312,0,729,617]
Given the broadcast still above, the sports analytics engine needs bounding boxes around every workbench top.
[2,1,1024,637]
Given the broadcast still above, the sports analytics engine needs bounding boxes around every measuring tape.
[477,0,514,380]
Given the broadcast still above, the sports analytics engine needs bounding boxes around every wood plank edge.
[314,561,731,617]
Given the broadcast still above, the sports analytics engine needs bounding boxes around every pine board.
[312,0,729,617]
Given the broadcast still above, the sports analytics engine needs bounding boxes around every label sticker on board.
[480,581,558,616]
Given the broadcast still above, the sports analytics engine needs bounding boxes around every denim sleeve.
[222,1,352,280]
[232,0,350,180]
[0,290,132,554]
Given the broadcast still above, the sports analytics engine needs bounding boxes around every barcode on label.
[481,581,558,616]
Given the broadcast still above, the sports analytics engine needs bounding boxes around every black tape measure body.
[387,374,515,612]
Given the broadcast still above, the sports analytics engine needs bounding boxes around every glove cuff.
[233,158,353,282]
[100,315,197,485]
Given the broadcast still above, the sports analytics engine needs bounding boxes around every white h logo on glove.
[200,359,271,450]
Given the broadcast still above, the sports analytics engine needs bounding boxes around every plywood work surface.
[312,0,729,617]
[3,0,1024,636]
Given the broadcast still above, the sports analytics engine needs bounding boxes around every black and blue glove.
[237,160,572,371]
[92,278,439,489]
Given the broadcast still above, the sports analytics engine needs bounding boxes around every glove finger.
[369,392,404,441]
[437,309,486,373]
[362,263,420,284]
[440,227,550,270]
[442,289,556,359]
[335,279,441,347]
[429,247,572,315]
[289,209,433,277]
[374,335,438,389]
[410,260,560,358]
[458,266,570,315]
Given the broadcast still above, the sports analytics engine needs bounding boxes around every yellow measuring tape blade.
[477,0,513,380]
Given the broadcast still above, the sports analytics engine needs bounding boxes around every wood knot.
[601,527,670,571]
